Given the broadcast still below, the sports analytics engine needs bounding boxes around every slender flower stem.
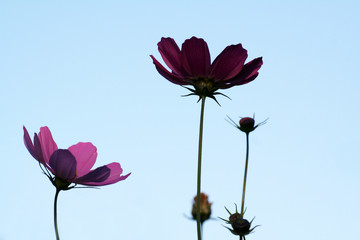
[196,96,206,240]
[54,188,61,240]
[241,133,250,215]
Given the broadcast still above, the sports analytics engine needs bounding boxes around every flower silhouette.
[227,115,268,134]
[151,36,263,101]
[220,205,259,240]
[23,126,130,189]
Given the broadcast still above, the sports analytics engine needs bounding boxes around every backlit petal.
[210,44,247,80]
[181,37,211,77]
[221,57,263,89]
[158,37,182,75]
[79,162,130,186]
[23,126,36,159]
[23,126,45,165]
[49,149,77,180]
[74,165,110,184]
[38,127,58,164]
[68,142,97,177]
[151,55,189,85]
[33,133,45,165]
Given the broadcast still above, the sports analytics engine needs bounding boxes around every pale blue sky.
[1,1,360,240]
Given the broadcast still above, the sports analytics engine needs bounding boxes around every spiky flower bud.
[220,205,259,240]
[231,215,251,235]
[227,115,267,134]
[239,117,256,133]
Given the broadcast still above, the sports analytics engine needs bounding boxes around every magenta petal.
[151,55,189,85]
[23,126,45,164]
[181,37,211,77]
[38,127,58,165]
[49,149,77,180]
[23,126,36,159]
[74,165,111,184]
[80,162,130,186]
[68,142,97,178]
[158,37,182,75]
[221,57,263,89]
[210,44,248,80]
[33,133,45,164]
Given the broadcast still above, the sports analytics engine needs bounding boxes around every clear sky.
[1,0,360,240]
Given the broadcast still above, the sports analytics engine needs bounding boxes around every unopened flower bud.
[227,115,267,134]
[229,212,242,222]
[191,193,212,223]
[231,217,251,235]
[239,117,255,133]
[220,205,259,239]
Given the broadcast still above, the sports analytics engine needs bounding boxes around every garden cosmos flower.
[150,37,263,102]
[23,126,130,190]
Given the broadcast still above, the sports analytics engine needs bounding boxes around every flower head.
[151,37,263,102]
[220,204,259,240]
[23,126,130,190]
[227,115,268,134]
[191,192,212,224]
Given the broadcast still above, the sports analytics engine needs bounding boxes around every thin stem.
[241,133,250,215]
[54,189,61,240]
[196,96,206,240]
[200,223,203,238]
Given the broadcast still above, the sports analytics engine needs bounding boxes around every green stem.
[196,96,206,240]
[54,189,61,240]
[241,133,250,216]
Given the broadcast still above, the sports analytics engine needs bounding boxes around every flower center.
[193,77,216,97]
[53,176,72,190]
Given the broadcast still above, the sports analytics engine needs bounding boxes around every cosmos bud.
[239,117,256,133]
[191,193,212,224]
[220,205,259,239]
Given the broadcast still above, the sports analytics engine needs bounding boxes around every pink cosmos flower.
[150,37,263,101]
[23,126,130,189]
